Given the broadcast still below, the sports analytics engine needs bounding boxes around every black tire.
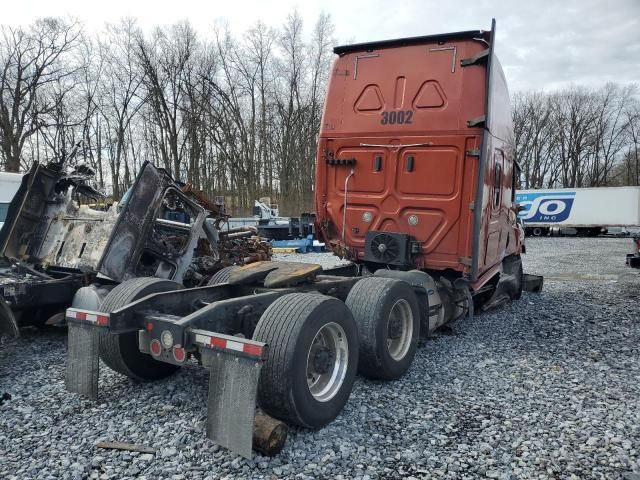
[253,293,359,429]
[99,277,183,381]
[346,277,420,380]
[207,266,238,285]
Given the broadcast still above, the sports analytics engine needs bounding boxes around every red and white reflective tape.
[193,331,265,359]
[66,308,109,326]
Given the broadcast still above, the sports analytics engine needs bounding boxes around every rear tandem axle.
[64,259,534,458]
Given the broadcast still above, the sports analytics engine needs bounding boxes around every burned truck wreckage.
[0,22,545,460]
[0,160,271,342]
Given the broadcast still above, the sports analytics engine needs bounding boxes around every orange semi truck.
[61,20,539,458]
[316,19,527,319]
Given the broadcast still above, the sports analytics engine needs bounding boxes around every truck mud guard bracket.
[65,305,270,459]
[467,115,486,128]
[465,149,481,157]
[460,48,489,67]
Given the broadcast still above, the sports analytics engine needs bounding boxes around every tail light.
[150,339,162,356]
[173,346,186,363]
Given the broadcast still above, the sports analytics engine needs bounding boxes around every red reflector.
[66,309,109,326]
[145,322,154,332]
[150,339,162,356]
[243,343,263,358]
[194,332,265,360]
[173,346,186,363]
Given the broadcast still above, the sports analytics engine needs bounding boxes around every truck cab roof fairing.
[333,29,490,55]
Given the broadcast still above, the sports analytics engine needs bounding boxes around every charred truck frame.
[62,21,541,458]
[0,161,216,339]
[0,162,111,340]
[0,161,269,340]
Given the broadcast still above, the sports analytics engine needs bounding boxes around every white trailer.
[0,172,23,230]
[516,186,640,236]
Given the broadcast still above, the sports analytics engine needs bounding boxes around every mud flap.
[453,278,474,321]
[480,256,526,311]
[201,348,263,459]
[523,274,544,293]
[481,278,513,311]
[0,298,19,343]
[65,322,100,399]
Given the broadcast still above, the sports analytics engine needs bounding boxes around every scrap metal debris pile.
[166,229,272,287]
[217,227,272,266]
[178,185,272,286]
[2,161,270,284]
[0,160,271,338]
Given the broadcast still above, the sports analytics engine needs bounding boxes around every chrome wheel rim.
[306,322,349,402]
[386,299,413,360]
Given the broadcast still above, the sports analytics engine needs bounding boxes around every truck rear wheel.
[99,277,183,381]
[207,266,238,285]
[346,277,420,380]
[253,293,359,429]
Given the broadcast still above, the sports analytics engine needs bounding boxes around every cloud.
[492,0,640,91]
[2,0,638,92]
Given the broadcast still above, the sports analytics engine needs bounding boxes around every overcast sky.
[3,0,639,93]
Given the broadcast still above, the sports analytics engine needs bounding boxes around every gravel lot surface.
[272,251,352,268]
[1,237,639,479]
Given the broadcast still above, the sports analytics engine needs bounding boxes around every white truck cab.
[0,172,23,230]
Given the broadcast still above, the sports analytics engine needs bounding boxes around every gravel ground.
[272,251,352,268]
[1,237,639,480]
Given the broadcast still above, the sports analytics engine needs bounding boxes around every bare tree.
[0,14,339,213]
[514,85,639,189]
[621,100,640,185]
[274,10,306,213]
[246,22,276,195]
[0,18,81,171]
[98,19,144,198]
[588,83,636,186]
[513,91,557,188]
[136,21,197,180]
[12,15,637,216]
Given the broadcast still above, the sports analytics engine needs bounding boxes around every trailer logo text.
[515,191,576,223]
